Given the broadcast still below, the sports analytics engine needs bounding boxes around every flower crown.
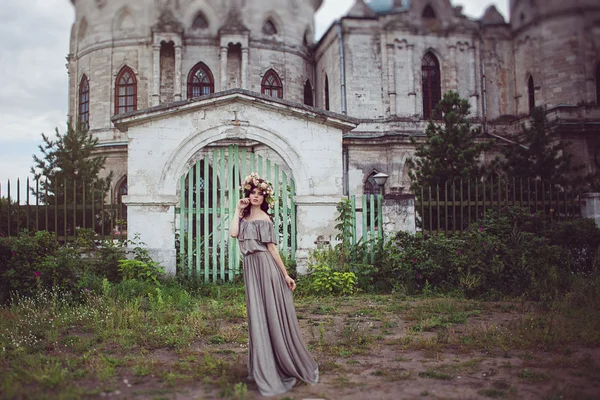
[241,172,276,209]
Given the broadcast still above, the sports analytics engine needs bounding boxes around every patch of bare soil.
[87,298,600,400]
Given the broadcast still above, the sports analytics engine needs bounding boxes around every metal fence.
[416,176,583,236]
[0,178,126,242]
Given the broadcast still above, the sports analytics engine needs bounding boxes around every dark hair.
[241,179,271,219]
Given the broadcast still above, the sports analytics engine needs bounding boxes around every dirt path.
[90,297,600,400]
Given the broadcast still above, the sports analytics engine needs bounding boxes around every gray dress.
[238,219,319,397]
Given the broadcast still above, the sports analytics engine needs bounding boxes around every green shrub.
[118,259,165,285]
[304,263,357,296]
[0,231,63,302]
[544,218,600,275]
[358,207,600,299]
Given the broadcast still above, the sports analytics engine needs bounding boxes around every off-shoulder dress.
[237,218,319,397]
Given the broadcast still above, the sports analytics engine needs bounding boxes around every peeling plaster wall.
[120,98,346,273]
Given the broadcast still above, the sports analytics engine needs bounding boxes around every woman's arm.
[229,199,249,238]
[267,242,296,291]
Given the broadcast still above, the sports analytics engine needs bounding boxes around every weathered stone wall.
[115,92,353,272]
[68,0,319,195]
[67,0,600,231]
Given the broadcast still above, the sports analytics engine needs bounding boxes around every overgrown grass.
[1,279,599,399]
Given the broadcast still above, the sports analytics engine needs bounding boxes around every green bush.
[118,259,165,285]
[304,265,357,296]
[357,207,600,299]
[544,218,600,276]
[0,231,64,302]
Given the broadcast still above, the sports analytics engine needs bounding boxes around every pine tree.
[495,106,581,185]
[406,91,492,196]
[30,122,113,234]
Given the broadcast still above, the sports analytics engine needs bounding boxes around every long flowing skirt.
[243,250,319,397]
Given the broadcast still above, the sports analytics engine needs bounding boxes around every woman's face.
[248,187,265,206]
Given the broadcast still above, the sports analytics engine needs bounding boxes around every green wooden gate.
[176,145,296,281]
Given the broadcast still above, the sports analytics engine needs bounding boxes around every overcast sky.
[0,0,508,196]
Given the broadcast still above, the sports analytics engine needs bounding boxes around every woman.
[229,172,319,397]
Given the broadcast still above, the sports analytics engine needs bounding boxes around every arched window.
[324,75,330,111]
[364,171,382,230]
[115,66,137,115]
[422,4,436,19]
[262,19,277,35]
[192,12,209,29]
[304,79,313,106]
[79,75,90,131]
[261,69,283,98]
[596,64,600,104]
[117,177,128,221]
[187,63,214,98]
[528,75,535,114]
[422,52,441,119]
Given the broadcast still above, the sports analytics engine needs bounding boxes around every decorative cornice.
[112,88,359,132]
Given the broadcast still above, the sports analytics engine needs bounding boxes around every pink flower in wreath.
[34,271,41,280]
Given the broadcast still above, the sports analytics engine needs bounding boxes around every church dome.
[366,0,410,14]
[366,0,393,14]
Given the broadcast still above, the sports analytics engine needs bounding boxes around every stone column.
[174,44,182,101]
[407,44,417,115]
[123,195,179,274]
[449,44,457,91]
[382,194,416,235]
[581,193,600,227]
[220,46,228,91]
[387,43,397,116]
[469,45,479,116]
[241,47,249,89]
[294,196,341,274]
[152,44,161,106]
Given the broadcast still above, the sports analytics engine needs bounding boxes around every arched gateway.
[112,90,357,275]
[178,144,296,281]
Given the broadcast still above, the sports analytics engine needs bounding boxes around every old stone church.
[66,0,600,272]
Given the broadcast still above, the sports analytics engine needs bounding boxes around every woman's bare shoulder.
[256,211,271,222]
[246,211,271,222]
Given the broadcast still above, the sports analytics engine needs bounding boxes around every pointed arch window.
[261,69,283,98]
[79,75,90,131]
[262,19,277,35]
[528,75,535,114]
[422,4,436,19]
[187,63,214,98]
[422,52,441,119]
[117,177,128,221]
[304,79,313,106]
[324,75,330,111]
[596,64,600,104]
[364,171,382,229]
[115,66,137,115]
[192,12,209,29]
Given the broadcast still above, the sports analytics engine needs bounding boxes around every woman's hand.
[285,275,296,291]
[237,198,250,211]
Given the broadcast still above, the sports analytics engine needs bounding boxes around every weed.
[517,368,549,382]
[418,369,453,380]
